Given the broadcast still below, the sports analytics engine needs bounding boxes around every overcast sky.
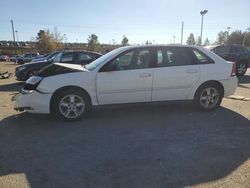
[0,0,249,44]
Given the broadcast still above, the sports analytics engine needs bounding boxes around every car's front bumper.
[14,91,52,114]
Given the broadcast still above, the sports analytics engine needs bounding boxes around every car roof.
[60,50,103,56]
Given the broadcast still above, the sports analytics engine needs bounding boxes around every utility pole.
[15,30,19,42]
[11,20,16,43]
[181,21,184,45]
[200,10,208,46]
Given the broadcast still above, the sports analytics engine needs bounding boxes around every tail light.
[231,62,236,77]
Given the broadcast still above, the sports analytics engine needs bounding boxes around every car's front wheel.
[194,84,223,111]
[236,62,248,76]
[52,89,91,121]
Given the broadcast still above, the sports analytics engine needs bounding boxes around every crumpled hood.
[54,63,89,71]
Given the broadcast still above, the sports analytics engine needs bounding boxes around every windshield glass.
[85,48,124,71]
[52,53,62,63]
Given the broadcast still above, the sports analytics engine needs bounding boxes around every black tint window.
[78,53,93,61]
[166,47,193,66]
[61,53,74,62]
[134,50,151,69]
[192,49,213,64]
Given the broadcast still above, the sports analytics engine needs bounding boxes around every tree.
[186,33,195,45]
[36,29,63,54]
[196,36,201,46]
[216,31,228,45]
[204,38,210,46]
[228,30,244,45]
[87,34,100,51]
[121,35,129,46]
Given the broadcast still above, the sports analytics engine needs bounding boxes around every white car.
[14,45,238,121]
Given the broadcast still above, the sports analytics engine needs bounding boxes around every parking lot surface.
[0,62,250,188]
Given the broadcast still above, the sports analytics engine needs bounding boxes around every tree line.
[35,29,129,53]
[186,27,250,46]
[35,27,250,54]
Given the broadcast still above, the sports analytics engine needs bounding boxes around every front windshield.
[52,53,62,63]
[85,48,124,71]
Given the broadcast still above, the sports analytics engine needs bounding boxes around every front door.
[97,49,154,105]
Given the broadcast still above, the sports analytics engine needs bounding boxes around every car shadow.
[238,75,250,84]
[0,82,23,92]
[0,103,250,188]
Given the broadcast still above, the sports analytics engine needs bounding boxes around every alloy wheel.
[59,94,85,119]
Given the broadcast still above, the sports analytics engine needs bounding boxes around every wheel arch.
[193,80,225,99]
[49,85,92,113]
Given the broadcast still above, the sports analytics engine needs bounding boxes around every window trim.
[99,47,154,72]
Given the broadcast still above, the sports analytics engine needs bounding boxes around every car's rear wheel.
[236,62,248,76]
[194,84,223,111]
[52,89,91,121]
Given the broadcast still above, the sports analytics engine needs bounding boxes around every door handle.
[186,69,198,74]
[139,73,151,78]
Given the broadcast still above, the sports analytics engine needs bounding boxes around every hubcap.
[59,94,85,119]
[237,64,246,74]
[200,87,219,109]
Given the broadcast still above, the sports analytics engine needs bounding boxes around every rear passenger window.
[166,48,193,66]
[192,49,213,64]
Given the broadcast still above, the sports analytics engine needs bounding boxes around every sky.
[0,0,249,44]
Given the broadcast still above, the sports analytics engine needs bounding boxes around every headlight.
[22,76,43,93]
[26,76,43,85]
[18,66,27,71]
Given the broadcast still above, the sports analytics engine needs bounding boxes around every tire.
[236,62,248,76]
[194,83,223,111]
[51,89,91,121]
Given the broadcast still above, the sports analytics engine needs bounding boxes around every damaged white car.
[14,45,238,121]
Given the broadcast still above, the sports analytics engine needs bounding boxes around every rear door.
[152,47,201,101]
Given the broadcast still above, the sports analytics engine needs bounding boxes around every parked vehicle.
[0,55,10,61]
[15,53,40,64]
[211,44,250,76]
[15,51,102,81]
[14,45,238,121]
[10,55,20,62]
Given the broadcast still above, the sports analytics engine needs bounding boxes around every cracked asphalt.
[0,62,250,188]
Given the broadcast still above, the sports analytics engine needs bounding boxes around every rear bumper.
[220,76,238,97]
[14,91,52,114]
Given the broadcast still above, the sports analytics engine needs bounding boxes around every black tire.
[194,83,223,111]
[236,62,248,76]
[51,89,91,121]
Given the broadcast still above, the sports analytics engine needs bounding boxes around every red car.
[0,55,10,62]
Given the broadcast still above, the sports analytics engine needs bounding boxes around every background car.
[14,45,237,121]
[0,55,10,61]
[15,50,102,81]
[15,53,40,64]
[211,44,250,76]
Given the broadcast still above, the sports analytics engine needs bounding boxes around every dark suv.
[15,50,102,81]
[212,44,250,76]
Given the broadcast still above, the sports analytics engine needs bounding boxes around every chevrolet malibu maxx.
[14,45,238,121]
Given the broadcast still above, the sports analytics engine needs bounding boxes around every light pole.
[15,30,19,42]
[173,36,176,44]
[200,10,208,46]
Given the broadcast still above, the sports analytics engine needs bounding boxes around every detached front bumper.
[14,91,52,114]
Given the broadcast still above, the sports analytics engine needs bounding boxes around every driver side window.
[107,51,134,71]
